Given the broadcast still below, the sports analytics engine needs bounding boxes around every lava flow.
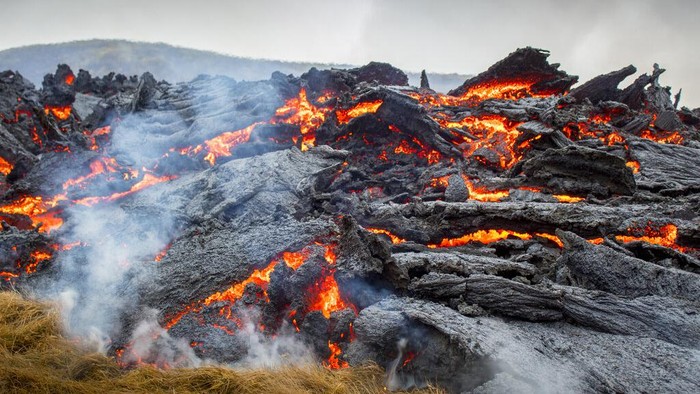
[72,173,177,206]
[162,242,355,369]
[0,156,12,176]
[44,105,72,120]
[434,114,527,169]
[183,88,334,165]
[428,229,562,248]
[62,157,121,190]
[407,78,557,107]
[0,195,65,233]
[458,79,556,102]
[336,100,383,124]
[366,227,406,244]
[615,223,688,252]
[272,88,331,151]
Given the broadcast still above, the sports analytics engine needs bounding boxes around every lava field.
[1,47,699,392]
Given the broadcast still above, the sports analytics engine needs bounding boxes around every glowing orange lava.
[458,79,555,102]
[462,176,510,202]
[325,341,348,369]
[365,227,406,244]
[204,261,277,306]
[615,223,687,252]
[62,157,120,190]
[640,130,684,144]
[0,271,19,281]
[394,140,416,155]
[73,173,177,206]
[553,195,584,203]
[426,175,510,202]
[25,250,52,274]
[336,100,383,124]
[83,126,112,151]
[154,244,171,262]
[0,194,66,233]
[436,114,526,169]
[272,88,330,151]
[307,274,350,319]
[407,79,555,108]
[65,74,75,85]
[164,247,313,330]
[44,105,72,120]
[428,229,562,249]
[428,229,532,248]
[626,160,640,174]
[0,156,12,176]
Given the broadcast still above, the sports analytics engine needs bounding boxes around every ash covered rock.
[348,296,700,393]
[449,47,578,98]
[520,145,636,197]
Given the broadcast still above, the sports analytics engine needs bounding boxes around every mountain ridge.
[0,39,470,92]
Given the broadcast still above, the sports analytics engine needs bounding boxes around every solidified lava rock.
[448,47,578,97]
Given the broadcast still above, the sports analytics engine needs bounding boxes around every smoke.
[52,200,177,351]
[233,310,316,368]
[385,338,421,391]
[470,323,585,393]
[39,106,184,359]
[32,73,326,369]
[123,308,202,367]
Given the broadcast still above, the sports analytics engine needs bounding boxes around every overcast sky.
[1,0,698,106]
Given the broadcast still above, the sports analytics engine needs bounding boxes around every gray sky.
[1,0,699,107]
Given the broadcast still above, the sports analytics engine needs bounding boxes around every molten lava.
[62,157,120,190]
[428,229,562,249]
[336,100,383,124]
[462,176,510,202]
[0,272,19,281]
[553,195,585,203]
[0,195,66,233]
[164,246,314,329]
[640,130,684,144]
[44,105,72,121]
[0,156,12,176]
[307,274,351,319]
[154,244,171,262]
[436,114,526,169]
[365,227,406,244]
[615,223,688,252]
[25,250,52,274]
[272,88,331,151]
[407,78,556,108]
[426,175,510,202]
[73,173,177,206]
[83,126,112,151]
[325,341,348,369]
[204,261,277,306]
[184,88,333,164]
[626,160,641,174]
[199,123,261,166]
[458,79,556,102]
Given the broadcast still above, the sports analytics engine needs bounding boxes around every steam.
[233,310,315,368]
[52,201,177,350]
[385,338,421,391]
[43,107,183,360]
[123,308,201,367]
[35,75,323,369]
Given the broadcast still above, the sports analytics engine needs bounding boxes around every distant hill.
[0,39,469,93]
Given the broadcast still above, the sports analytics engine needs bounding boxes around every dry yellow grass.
[0,291,444,394]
